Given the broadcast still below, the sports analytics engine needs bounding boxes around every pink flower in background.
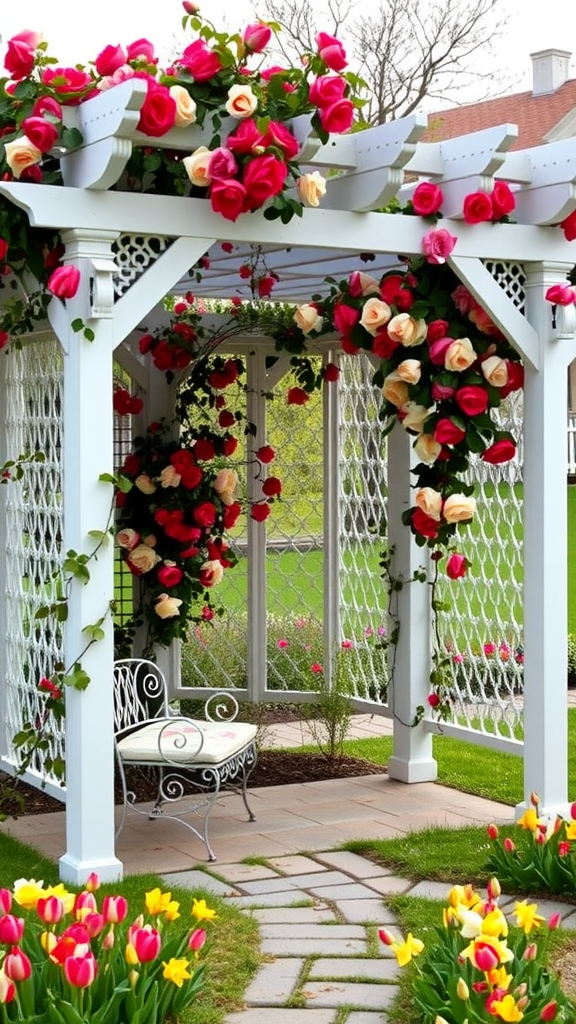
[277,639,288,648]
[483,643,496,656]
[341,639,353,649]
[310,662,323,673]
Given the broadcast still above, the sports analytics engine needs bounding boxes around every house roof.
[424,79,576,150]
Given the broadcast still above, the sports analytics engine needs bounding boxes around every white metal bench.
[113,658,258,861]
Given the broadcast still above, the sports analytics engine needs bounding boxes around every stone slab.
[361,875,414,896]
[240,871,352,894]
[261,938,367,956]
[346,1012,391,1024]
[223,1010,337,1023]
[267,855,328,875]
[403,880,451,901]
[242,958,304,1005]
[308,883,389,901]
[252,906,337,924]
[313,851,394,878]
[258,924,366,940]
[226,892,312,909]
[308,957,400,982]
[301,980,398,1010]
[159,870,239,896]
[332,900,395,925]
[212,863,281,883]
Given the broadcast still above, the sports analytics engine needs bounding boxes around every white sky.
[1,0,576,101]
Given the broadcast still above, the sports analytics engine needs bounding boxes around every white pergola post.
[246,348,268,703]
[386,423,437,782]
[520,262,574,817]
[55,229,123,882]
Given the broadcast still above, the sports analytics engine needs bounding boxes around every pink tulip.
[0,970,15,1005]
[0,916,24,945]
[0,890,12,915]
[102,895,128,924]
[47,265,80,300]
[4,946,31,981]
[63,952,97,988]
[74,892,97,918]
[189,927,206,952]
[37,896,65,924]
[131,925,161,963]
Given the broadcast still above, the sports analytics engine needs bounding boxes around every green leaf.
[88,530,108,542]
[83,327,95,342]
[71,318,84,333]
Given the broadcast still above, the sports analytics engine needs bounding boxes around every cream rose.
[160,465,182,488]
[154,593,183,619]
[169,85,198,127]
[396,359,421,385]
[296,172,326,208]
[116,528,141,550]
[401,402,431,432]
[293,303,323,335]
[444,337,477,372]
[415,486,443,521]
[135,473,157,495]
[359,297,392,335]
[443,493,477,523]
[183,146,212,188]
[387,313,427,347]
[414,433,442,465]
[225,83,258,118]
[201,559,225,586]
[4,136,42,179]
[213,468,239,506]
[481,355,509,388]
[382,372,409,408]
[127,543,161,574]
[351,272,380,296]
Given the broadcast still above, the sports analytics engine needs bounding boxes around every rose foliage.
[0,874,215,1023]
[381,877,573,1022]
[486,795,576,897]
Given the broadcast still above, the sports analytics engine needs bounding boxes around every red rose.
[21,117,59,154]
[560,209,576,242]
[221,436,238,456]
[309,75,346,109]
[412,508,440,539]
[193,439,216,461]
[256,445,275,464]
[170,449,195,474]
[151,340,174,371]
[0,239,8,262]
[500,360,524,398]
[243,155,288,209]
[180,466,203,489]
[287,386,310,406]
[257,274,277,298]
[157,564,184,587]
[218,410,236,428]
[427,693,440,708]
[41,66,93,102]
[210,178,247,222]
[411,182,443,216]
[262,476,282,497]
[138,333,154,354]
[340,337,360,354]
[319,98,355,134]
[223,501,242,529]
[179,38,223,80]
[333,302,360,334]
[260,121,300,160]
[446,553,467,580]
[372,332,399,359]
[463,191,493,224]
[127,38,156,62]
[480,439,516,464]
[47,265,80,299]
[323,362,340,382]
[193,502,217,527]
[4,31,41,79]
[201,605,215,621]
[208,359,239,389]
[426,319,450,343]
[380,274,414,310]
[137,78,176,137]
[95,43,127,76]
[434,418,466,445]
[227,119,264,155]
[315,31,347,72]
[454,385,489,417]
[545,283,576,305]
[113,388,143,415]
[491,181,515,219]
[250,502,271,522]
[122,454,141,476]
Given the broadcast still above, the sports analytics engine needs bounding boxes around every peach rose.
[382,371,409,408]
[293,303,323,334]
[481,355,509,388]
[127,543,161,573]
[387,313,427,347]
[116,528,141,550]
[154,593,183,619]
[401,402,431,432]
[443,493,477,523]
[225,83,258,118]
[296,172,326,208]
[169,84,197,127]
[142,534,157,547]
[414,433,442,465]
[135,473,157,494]
[444,337,476,372]
[201,559,224,586]
[415,486,443,521]
[160,465,182,488]
[349,272,380,296]
[213,468,239,506]
[396,359,421,385]
[359,297,392,335]
[183,146,212,187]
[4,136,42,179]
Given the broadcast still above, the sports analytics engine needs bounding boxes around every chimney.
[531,48,571,96]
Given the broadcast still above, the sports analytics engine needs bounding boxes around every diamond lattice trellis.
[113,235,172,297]
[3,339,65,787]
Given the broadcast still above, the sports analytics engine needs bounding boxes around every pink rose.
[491,181,515,219]
[422,228,457,265]
[480,439,516,464]
[137,78,176,136]
[179,38,223,81]
[4,30,42,79]
[157,563,184,588]
[560,210,576,242]
[427,319,450,343]
[309,75,347,108]
[208,147,238,180]
[451,284,475,314]
[463,191,493,224]
[454,385,489,417]
[47,265,81,299]
[333,302,360,334]
[261,122,300,160]
[21,116,59,154]
[41,67,93,103]
[127,38,156,63]
[32,96,62,120]
[349,271,380,297]
[243,154,288,209]
[545,283,576,305]
[315,31,347,71]
[434,418,466,445]
[412,182,443,216]
[227,119,264,155]
[243,23,272,53]
[94,44,127,76]
[319,98,355,134]
[431,382,455,401]
[446,553,467,580]
[210,178,247,221]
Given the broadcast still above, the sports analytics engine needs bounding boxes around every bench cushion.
[117,718,258,765]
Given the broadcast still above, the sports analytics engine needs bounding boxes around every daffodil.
[482,907,508,938]
[192,898,217,922]
[490,992,524,1021]
[162,957,192,987]
[516,808,538,832]
[12,878,45,910]
[565,820,576,840]
[513,900,545,934]
[487,966,513,991]
[44,883,74,914]
[145,888,173,916]
[391,932,424,967]
[164,900,180,922]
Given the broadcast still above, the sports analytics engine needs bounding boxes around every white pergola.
[1,78,575,881]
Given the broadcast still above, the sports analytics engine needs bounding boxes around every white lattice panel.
[113,235,171,296]
[3,340,65,783]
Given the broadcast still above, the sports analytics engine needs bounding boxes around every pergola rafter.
[0,84,575,881]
